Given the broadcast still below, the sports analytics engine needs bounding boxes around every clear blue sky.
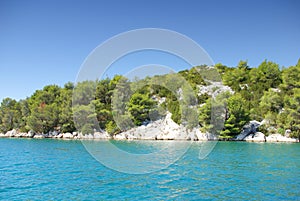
[0,0,299,101]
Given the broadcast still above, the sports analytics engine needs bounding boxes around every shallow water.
[0,138,299,200]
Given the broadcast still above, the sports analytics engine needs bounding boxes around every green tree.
[250,60,281,93]
[178,67,206,89]
[19,99,30,132]
[283,88,300,140]
[167,97,181,124]
[215,63,228,76]
[198,98,212,132]
[259,89,283,125]
[198,92,228,135]
[95,78,111,105]
[105,120,119,135]
[111,76,133,131]
[128,92,155,125]
[27,85,61,133]
[27,102,60,133]
[280,61,300,95]
[221,94,250,139]
[0,98,21,133]
[73,104,97,134]
[73,81,96,106]
[275,60,300,138]
[223,60,250,92]
[59,83,75,133]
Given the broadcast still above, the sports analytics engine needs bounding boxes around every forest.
[0,59,299,139]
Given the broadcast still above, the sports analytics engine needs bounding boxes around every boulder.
[48,131,59,137]
[126,134,138,140]
[114,133,126,140]
[14,132,22,137]
[16,133,27,138]
[156,112,181,140]
[284,129,292,137]
[94,132,110,139]
[235,120,261,140]
[77,133,84,139]
[87,134,94,139]
[196,131,210,141]
[80,134,94,139]
[206,132,218,140]
[62,133,73,139]
[244,132,266,142]
[5,129,17,137]
[266,134,297,142]
[56,133,63,138]
[43,133,50,138]
[33,134,44,139]
[0,133,5,137]
[26,130,35,138]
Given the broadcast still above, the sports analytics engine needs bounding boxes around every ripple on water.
[0,139,299,200]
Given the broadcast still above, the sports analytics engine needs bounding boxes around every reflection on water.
[82,140,193,174]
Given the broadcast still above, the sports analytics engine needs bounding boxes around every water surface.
[0,139,299,200]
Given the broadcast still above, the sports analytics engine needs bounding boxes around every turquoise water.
[0,139,299,200]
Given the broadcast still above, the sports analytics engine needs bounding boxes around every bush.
[258,124,268,136]
[277,127,285,135]
[81,124,94,135]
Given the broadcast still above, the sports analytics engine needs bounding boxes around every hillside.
[0,59,299,140]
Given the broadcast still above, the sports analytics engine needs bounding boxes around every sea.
[0,138,299,200]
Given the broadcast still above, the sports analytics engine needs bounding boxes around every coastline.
[1,113,298,143]
[0,133,298,143]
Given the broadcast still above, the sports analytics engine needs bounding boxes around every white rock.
[244,132,266,142]
[195,130,208,141]
[88,134,94,139]
[113,112,210,141]
[33,134,44,139]
[63,133,73,139]
[77,133,84,139]
[82,134,94,139]
[5,129,17,137]
[27,130,35,138]
[284,129,291,137]
[235,120,261,140]
[114,133,126,140]
[266,134,297,142]
[56,134,63,138]
[14,132,22,137]
[126,134,138,140]
[94,132,110,139]
[0,133,5,137]
[197,82,234,98]
[17,133,27,137]
[48,131,58,137]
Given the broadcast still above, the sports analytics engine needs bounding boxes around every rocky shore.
[234,120,298,142]
[0,113,298,143]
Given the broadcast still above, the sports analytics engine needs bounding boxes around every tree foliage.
[221,94,250,139]
[0,59,299,140]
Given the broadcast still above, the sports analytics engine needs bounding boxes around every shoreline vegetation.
[0,59,299,143]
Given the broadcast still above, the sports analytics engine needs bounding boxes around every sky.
[0,0,299,101]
